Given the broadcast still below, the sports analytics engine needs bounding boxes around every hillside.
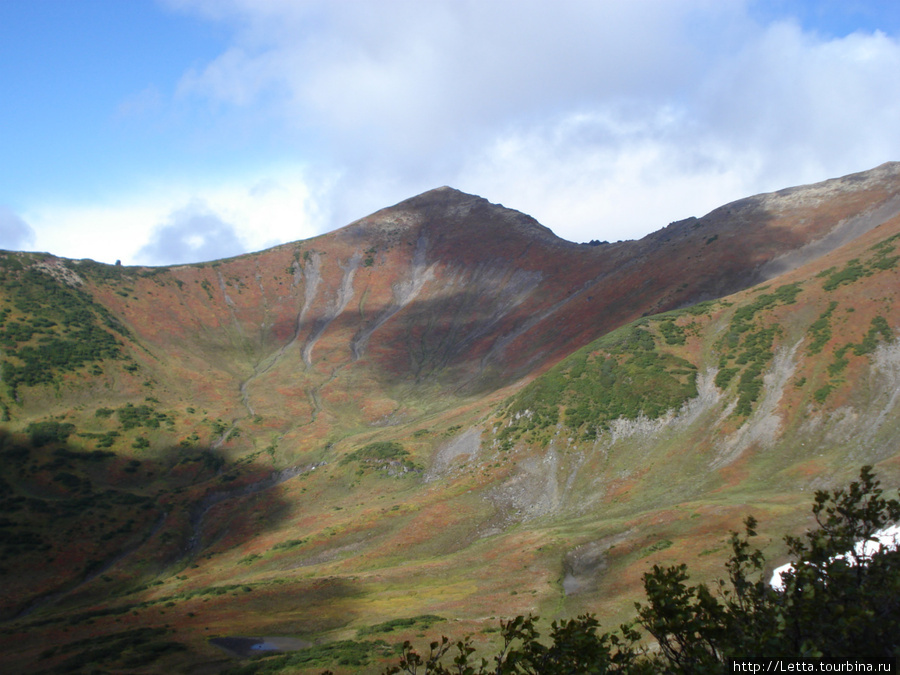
[1,163,900,673]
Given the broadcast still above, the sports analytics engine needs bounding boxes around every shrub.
[505,321,698,441]
[26,420,76,447]
[806,301,837,355]
[341,442,414,471]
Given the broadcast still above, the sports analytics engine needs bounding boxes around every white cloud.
[457,109,758,242]
[0,206,37,250]
[453,18,900,242]
[170,0,731,165]
[137,199,245,265]
[18,1,900,263]
[158,0,900,245]
[24,166,323,266]
[694,22,900,182]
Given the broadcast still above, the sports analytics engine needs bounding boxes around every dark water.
[210,636,311,657]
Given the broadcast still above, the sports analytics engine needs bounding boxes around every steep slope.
[8,164,900,433]
[1,164,900,673]
[477,215,900,625]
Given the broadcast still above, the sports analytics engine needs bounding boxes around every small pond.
[210,636,311,657]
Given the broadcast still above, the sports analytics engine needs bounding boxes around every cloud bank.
[25,167,323,266]
[137,200,245,265]
[160,0,900,245]
[14,1,900,264]
[0,206,36,250]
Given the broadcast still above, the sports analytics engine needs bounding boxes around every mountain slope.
[1,164,900,673]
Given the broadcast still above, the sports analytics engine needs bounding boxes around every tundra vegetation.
[358,466,899,675]
[0,258,131,397]
[2,175,900,673]
[206,467,900,674]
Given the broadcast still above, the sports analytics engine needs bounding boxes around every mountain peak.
[344,186,564,244]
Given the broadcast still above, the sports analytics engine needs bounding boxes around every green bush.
[26,420,76,447]
[0,265,130,397]
[714,367,739,390]
[504,321,698,441]
[271,538,306,552]
[853,315,893,356]
[116,403,169,430]
[822,259,867,291]
[806,301,837,355]
[357,615,446,637]
[658,320,686,346]
[714,284,801,416]
[342,442,414,470]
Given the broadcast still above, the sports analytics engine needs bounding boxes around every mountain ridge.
[1,163,900,673]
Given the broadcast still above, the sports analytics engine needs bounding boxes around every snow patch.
[770,524,900,590]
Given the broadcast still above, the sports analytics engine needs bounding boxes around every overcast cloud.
[160,0,900,246]
[137,200,247,265]
[0,206,36,250]
[4,1,900,264]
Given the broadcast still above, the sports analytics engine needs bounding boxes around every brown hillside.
[67,163,900,415]
[2,163,900,673]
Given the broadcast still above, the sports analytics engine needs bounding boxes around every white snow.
[769,524,900,591]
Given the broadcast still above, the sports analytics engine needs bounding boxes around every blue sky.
[1,0,899,266]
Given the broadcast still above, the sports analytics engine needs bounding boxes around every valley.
[1,164,900,673]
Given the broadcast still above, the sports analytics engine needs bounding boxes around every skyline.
[1,0,900,266]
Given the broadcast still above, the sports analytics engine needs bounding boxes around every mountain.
[1,163,900,672]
